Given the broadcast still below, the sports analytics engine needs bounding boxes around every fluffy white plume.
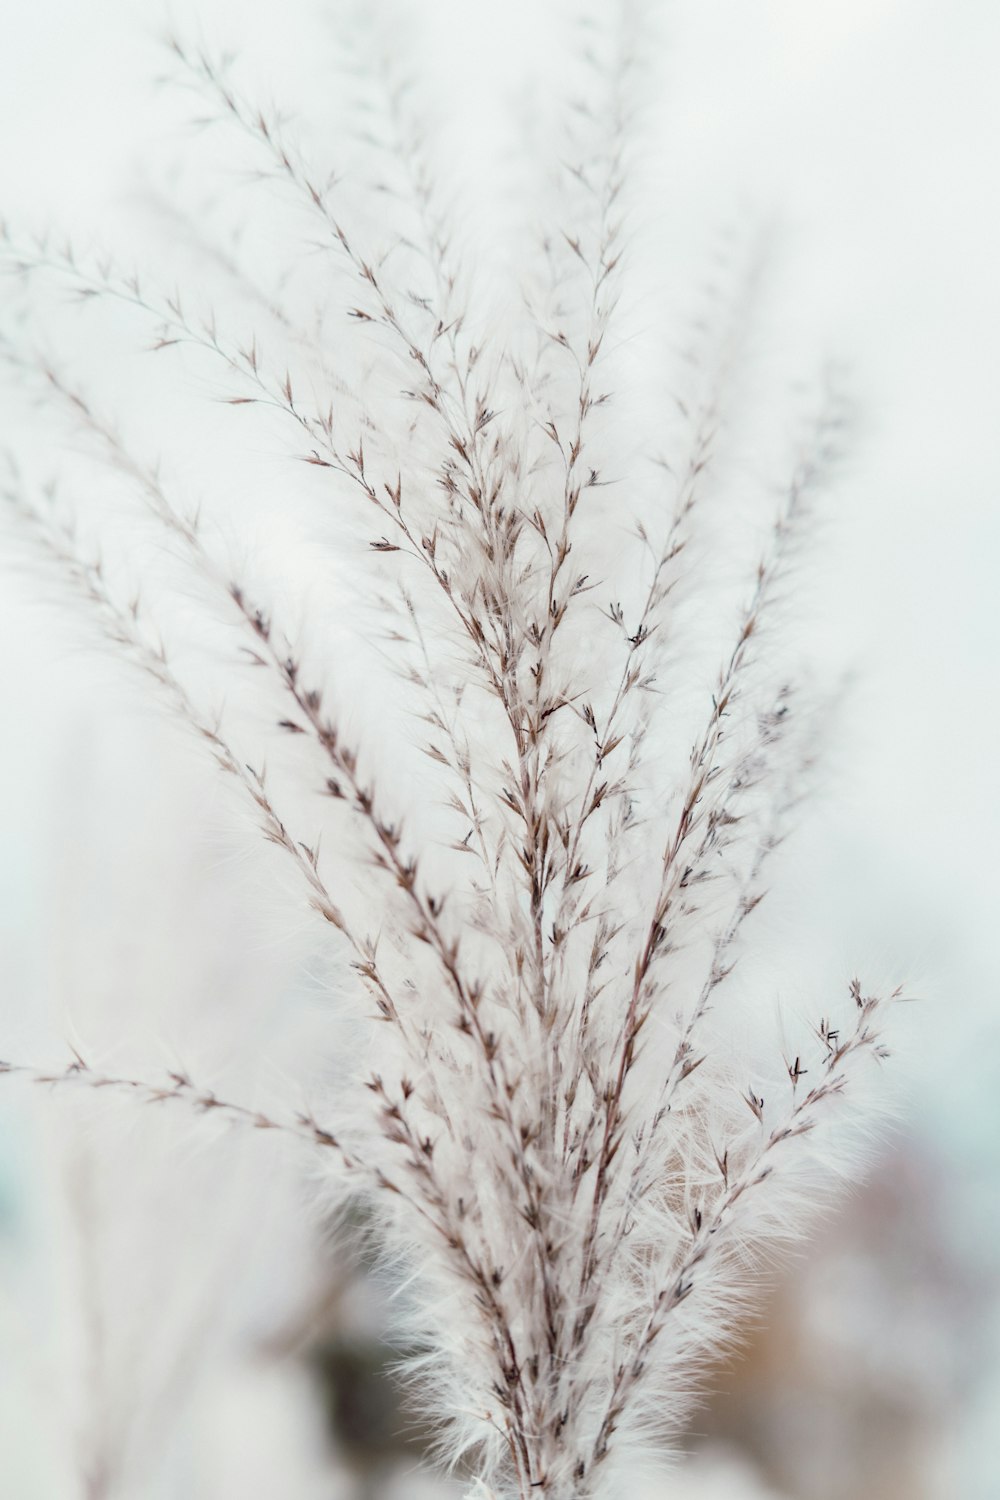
[0,4,903,1495]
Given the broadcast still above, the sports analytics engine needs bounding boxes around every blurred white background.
[1,1,998,1496]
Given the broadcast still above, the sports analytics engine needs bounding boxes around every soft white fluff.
[0,5,902,1496]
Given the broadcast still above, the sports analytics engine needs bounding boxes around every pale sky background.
[0,0,998,1492]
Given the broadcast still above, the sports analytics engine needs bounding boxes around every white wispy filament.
[0,5,903,1495]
